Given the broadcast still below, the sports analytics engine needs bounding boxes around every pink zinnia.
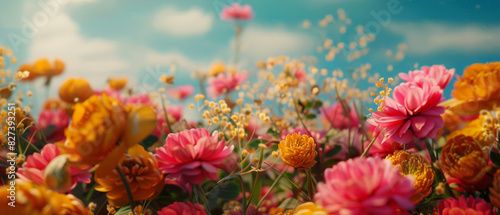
[322,103,360,129]
[399,65,455,90]
[220,3,253,20]
[315,157,415,214]
[37,109,70,142]
[208,72,246,98]
[435,195,493,215]
[157,202,207,215]
[155,128,234,185]
[369,80,445,144]
[168,85,195,100]
[17,144,91,192]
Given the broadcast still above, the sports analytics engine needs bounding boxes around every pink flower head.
[125,93,153,106]
[322,103,360,129]
[157,202,207,215]
[315,157,415,214]
[94,88,123,103]
[208,72,246,98]
[399,65,455,90]
[37,109,70,142]
[369,80,445,144]
[155,128,234,185]
[295,68,307,82]
[220,3,253,20]
[168,85,195,100]
[281,127,325,143]
[435,195,493,215]
[153,105,184,137]
[17,144,91,192]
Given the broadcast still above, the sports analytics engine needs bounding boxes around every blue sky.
[1,0,500,116]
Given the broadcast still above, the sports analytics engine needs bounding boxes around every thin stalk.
[305,168,315,200]
[160,96,173,134]
[238,175,247,215]
[246,148,265,207]
[360,130,381,158]
[424,138,454,197]
[116,166,136,209]
[256,167,288,208]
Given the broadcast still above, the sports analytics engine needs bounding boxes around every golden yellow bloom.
[95,145,164,207]
[279,133,317,168]
[447,109,499,147]
[33,58,65,77]
[386,150,435,203]
[442,62,500,116]
[108,77,127,90]
[57,94,127,168]
[440,135,491,184]
[489,169,500,208]
[293,202,327,215]
[209,62,226,76]
[59,78,94,104]
[0,181,91,215]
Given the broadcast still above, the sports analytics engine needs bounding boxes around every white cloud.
[145,50,207,72]
[388,22,500,54]
[154,7,213,36]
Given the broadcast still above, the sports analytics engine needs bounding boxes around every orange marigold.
[278,133,317,169]
[447,108,500,147]
[59,78,94,104]
[440,135,491,184]
[0,181,91,215]
[386,150,435,203]
[442,62,500,116]
[489,169,500,208]
[95,145,164,207]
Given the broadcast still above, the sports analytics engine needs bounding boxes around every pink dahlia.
[208,72,246,98]
[17,144,91,192]
[168,85,195,100]
[399,65,455,90]
[157,202,207,215]
[220,3,253,20]
[315,157,415,214]
[435,195,493,215]
[321,103,360,129]
[369,80,445,144]
[37,109,70,142]
[155,128,234,185]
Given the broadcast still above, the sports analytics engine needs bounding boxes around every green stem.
[160,96,173,134]
[256,167,288,208]
[360,130,381,158]
[424,138,454,197]
[305,168,315,200]
[116,166,136,209]
[238,175,247,215]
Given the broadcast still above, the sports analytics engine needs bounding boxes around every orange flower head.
[443,62,500,116]
[57,94,127,168]
[447,108,500,147]
[59,78,94,104]
[0,181,91,215]
[386,150,435,203]
[17,63,38,81]
[95,145,164,207]
[293,202,327,215]
[108,77,127,91]
[440,135,491,184]
[278,133,317,168]
[489,169,500,208]
[33,58,65,76]
[209,62,226,77]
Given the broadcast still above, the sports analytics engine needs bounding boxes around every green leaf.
[312,100,323,108]
[251,173,262,205]
[325,145,342,158]
[305,102,313,109]
[278,198,299,209]
[215,182,241,200]
[306,114,316,119]
[115,205,132,215]
[248,139,269,149]
[490,150,500,167]
[267,128,279,136]
[140,135,159,149]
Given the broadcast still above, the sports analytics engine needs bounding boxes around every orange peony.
[489,169,500,208]
[95,144,164,207]
[0,181,91,215]
[442,62,500,116]
[386,150,435,203]
[59,78,94,104]
[440,135,491,184]
[278,133,317,168]
[447,109,500,147]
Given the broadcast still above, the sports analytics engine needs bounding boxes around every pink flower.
[94,88,123,103]
[295,68,306,82]
[168,85,195,100]
[125,93,153,106]
[157,202,207,215]
[368,80,445,144]
[328,129,364,160]
[17,144,91,192]
[435,195,493,215]
[315,157,415,214]
[154,105,183,136]
[220,3,253,20]
[208,72,246,98]
[37,109,70,142]
[155,128,234,185]
[281,127,325,143]
[321,103,360,129]
[399,65,455,90]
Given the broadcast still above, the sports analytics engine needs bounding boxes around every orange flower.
[442,62,500,116]
[447,109,500,147]
[278,133,317,168]
[33,58,65,76]
[57,94,127,168]
[440,135,491,184]
[108,77,127,90]
[0,181,91,215]
[209,62,226,77]
[59,78,94,103]
[17,63,38,81]
[489,169,500,208]
[95,145,164,207]
[386,150,435,203]
[293,202,327,215]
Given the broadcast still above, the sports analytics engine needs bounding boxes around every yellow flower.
[442,62,500,116]
[440,135,491,184]
[489,169,500,209]
[33,58,65,77]
[0,181,91,215]
[95,145,164,207]
[278,133,317,168]
[386,150,435,203]
[108,77,127,90]
[447,108,500,147]
[209,62,226,76]
[59,78,94,104]
[293,202,327,215]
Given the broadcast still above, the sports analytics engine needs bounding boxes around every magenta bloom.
[168,85,195,100]
[295,68,307,82]
[17,144,91,192]
[208,72,246,98]
[369,80,445,144]
[37,109,70,142]
[125,93,153,106]
[155,128,234,185]
[399,65,455,90]
[435,195,493,215]
[315,157,415,214]
[157,202,207,215]
[220,3,253,20]
[322,103,360,129]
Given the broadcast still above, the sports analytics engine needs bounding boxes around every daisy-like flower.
[278,133,318,169]
[220,3,253,20]
[435,195,493,215]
